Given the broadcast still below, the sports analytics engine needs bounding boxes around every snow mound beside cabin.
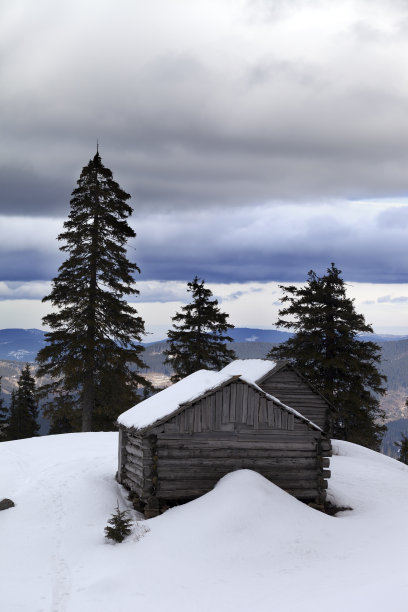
[1,434,408,612]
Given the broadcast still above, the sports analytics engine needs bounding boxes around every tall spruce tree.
[164,276,236,382]
[268,263,386,450]
[37,151,148,432]
[7,365,39,440]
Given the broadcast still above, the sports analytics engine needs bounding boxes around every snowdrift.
[1,433,408,612]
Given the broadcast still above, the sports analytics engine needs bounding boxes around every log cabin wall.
[259,365,330,432]
[119,381,331,508]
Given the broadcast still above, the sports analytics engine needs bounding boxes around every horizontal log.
[156,486,323,502]
[157,476,322,496]
[126,435,145,448]
[126,459,151,478]
[157,467,322,480]
[121,477,139,493]
[125,463,144,480]
[126,454,144,469]
[156,429,317,440]
[157,457,320,468]
[320,439,332,451]
[157,488,209,499]
[284,488,321,500]
[157,447,320,459]
[125,444,144,458]
[121,476,144,496]
[158,438,319,450]
[157,479,218,492]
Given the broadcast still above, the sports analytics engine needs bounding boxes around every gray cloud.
[1,1,408,218]
[377,295,408,304]
[2,0,408,299]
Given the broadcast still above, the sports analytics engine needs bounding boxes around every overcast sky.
[2,0,408,338]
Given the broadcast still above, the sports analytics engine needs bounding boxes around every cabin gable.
[149,382,296,436]
[257,364,331,432]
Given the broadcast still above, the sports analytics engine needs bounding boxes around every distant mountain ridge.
[0,327,407,363]
[2,328,408,452]
[0,328,46,362]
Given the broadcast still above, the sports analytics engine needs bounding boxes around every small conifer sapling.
[104,503,133,543]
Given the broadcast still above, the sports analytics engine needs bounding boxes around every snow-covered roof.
[118,360,322,433]
[117,370,235,430]
[220,359,276,384]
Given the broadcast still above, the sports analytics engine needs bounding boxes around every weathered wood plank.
[215,391,222,429]
[229,383,237,422]
[267,400,275,427]
[194,404,202,433]
[288,413,295,430]
[252,392,259,430]
[180,410,186,433]
[246,388,255,426]
[259,396,267,424]
[189,403,195,433]
[222,386,230,424]
[200,399,207,431]
[242,385,248,422]
[235,383,243,421]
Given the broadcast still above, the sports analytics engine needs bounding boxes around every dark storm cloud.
[0,166,70,216]
[1,0,408,218]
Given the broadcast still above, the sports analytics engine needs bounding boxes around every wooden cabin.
[220,360,333,432]
[117,361,332,516]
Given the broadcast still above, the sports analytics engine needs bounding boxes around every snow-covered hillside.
[1,433,407,612]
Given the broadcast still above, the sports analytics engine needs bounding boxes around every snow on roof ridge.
[220,359,276,383]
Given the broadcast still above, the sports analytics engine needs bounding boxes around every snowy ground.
[1,433,408,612]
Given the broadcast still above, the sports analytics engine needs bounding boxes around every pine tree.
[36,151,149,432]
[0,377,8,440]
[7,365,39,440]
[164,276,236,382]
[268,263,386,450]
[104,503,133,543]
